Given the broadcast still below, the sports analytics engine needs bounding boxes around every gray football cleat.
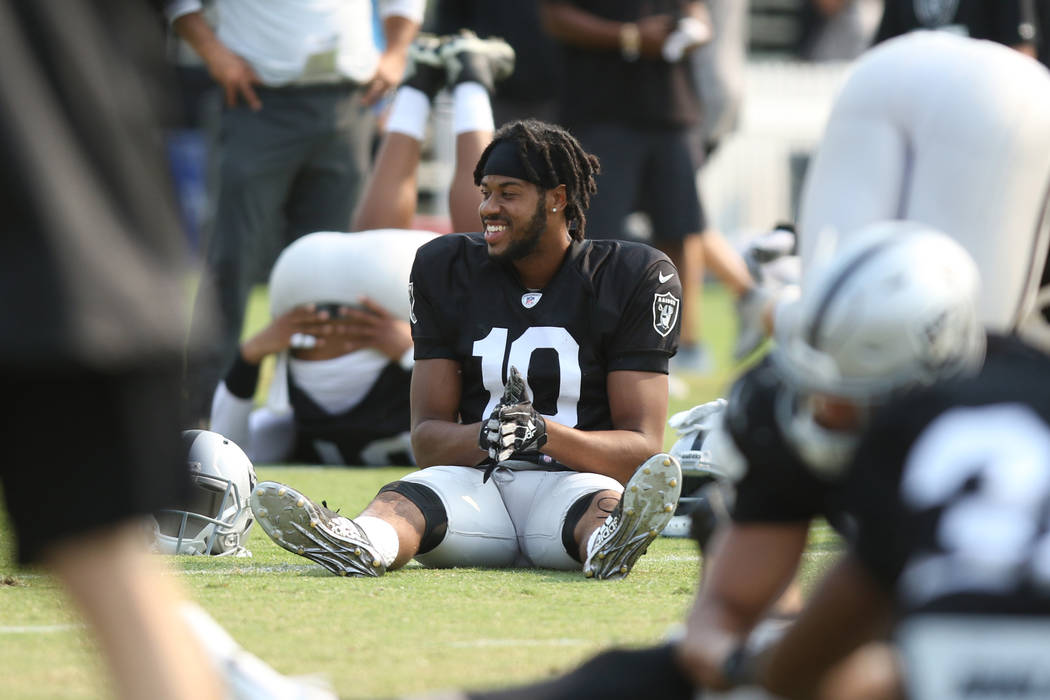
[440,29,515,93]
[251,482,385,577]
[583,454,683,580]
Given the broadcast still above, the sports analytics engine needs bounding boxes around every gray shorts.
[400,465,622,570]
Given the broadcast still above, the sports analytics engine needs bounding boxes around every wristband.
[721,644,758,687]
[620,22,641,62]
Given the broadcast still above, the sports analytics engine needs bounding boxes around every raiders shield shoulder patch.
[652,292,680,337]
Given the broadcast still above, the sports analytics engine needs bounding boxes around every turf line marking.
[0,624,84,634]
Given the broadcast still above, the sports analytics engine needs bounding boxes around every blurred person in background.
[167,0,425,426]
[540,0,765,373]
[873,0,1039,55]
[799,0,884,61]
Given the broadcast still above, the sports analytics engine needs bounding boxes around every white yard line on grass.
[0,624,83,634]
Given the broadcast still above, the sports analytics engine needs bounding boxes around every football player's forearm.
[542,421,661,484]
[411,420,487,468]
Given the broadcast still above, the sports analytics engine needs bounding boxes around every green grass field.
[0,284,842,699]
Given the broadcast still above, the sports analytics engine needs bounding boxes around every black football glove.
[488,401,547,462]
[478,366,547,462]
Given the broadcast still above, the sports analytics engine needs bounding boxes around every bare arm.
[410,358,487,468]
[364,15,419,105]
[172,11,261,109]
[412,364,666,481]
[676,522,810,690]
[542,370,668,484]
[761,554,895,700]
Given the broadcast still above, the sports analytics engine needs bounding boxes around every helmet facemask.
[153,431,257,557]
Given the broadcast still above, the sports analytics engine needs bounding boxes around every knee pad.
[377,480,447,555]
[399,466,518,568]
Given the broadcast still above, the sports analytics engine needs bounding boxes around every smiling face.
[479,175,549,263]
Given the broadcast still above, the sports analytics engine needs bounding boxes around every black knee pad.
[377,481,448,554]
[560,490,602,563]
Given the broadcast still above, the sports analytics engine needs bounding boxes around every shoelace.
[479,458,498,483]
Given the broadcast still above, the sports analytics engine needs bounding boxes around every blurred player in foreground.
[0,1,222,697]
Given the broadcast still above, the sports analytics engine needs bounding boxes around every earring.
[552,207,557,212]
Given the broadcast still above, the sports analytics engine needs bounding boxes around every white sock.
[355,515,400,567]
[452,81,495,135]
[385,86,431,141]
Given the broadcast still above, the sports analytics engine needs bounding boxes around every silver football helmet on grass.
[773,221,985,476]
[153,430,257,556]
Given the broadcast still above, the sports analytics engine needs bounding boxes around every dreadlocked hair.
[473,119,600,241]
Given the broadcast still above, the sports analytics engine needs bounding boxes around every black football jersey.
[726,357,850,528]
[848,336,1050,616]
[221,353,413,466]
[289,364,413,466]
[409,234,681,430]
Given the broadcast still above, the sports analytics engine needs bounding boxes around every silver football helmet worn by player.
[153,430,257,556]
[773,220,985,476]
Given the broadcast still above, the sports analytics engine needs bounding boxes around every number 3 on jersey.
[899,403,1050,604]
[473,327,581,427]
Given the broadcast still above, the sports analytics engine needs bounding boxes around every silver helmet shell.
[772,221,985,476]
[153,430,257,556]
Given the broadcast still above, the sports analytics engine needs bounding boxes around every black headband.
[481,140,547,185]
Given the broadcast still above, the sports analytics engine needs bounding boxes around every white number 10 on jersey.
[473,327,582,427]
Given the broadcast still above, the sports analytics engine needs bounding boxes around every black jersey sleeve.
[605,247,681,373]
[843,410,918,592]
[409,236,461,361]
[726,362,832,524]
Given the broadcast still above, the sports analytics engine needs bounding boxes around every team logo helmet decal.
[652,292,680,337]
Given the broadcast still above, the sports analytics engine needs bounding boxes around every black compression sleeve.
[224,353,261,399]
[466,644,696,700]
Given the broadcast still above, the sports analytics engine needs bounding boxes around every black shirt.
[544,0,702,129]
[223,355,414,466]
[409,234,681,430]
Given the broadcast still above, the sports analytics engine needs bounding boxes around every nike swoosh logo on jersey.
[658,271,674,283]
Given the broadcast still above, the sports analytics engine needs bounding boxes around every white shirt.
[166,0,426,85]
